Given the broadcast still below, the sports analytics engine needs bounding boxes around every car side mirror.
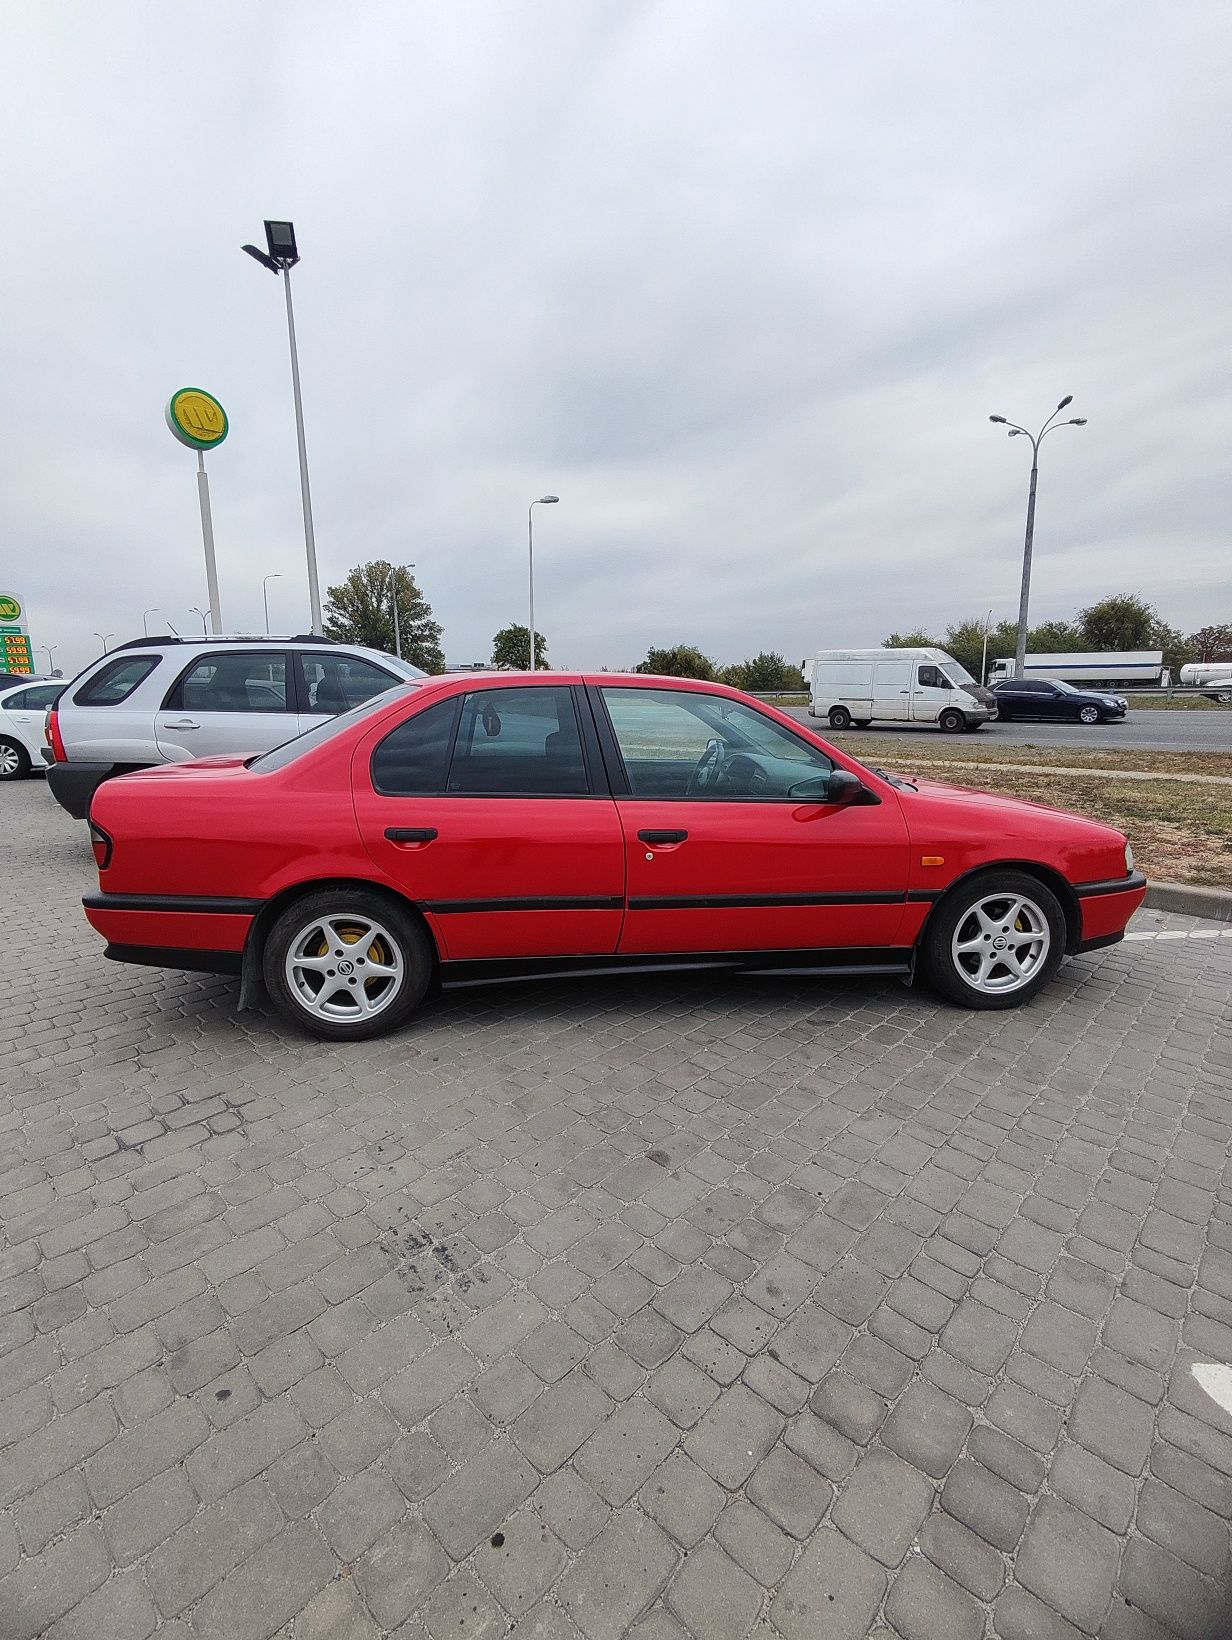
[790,769,870,805]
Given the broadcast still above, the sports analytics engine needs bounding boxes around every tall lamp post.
[188,607,209,635]
[93,632,115,654]
[143,607,161,637]
[388,563,415,661]
[39,645,57,674]
[263,573,283,635]
[527,496,559,672]
[242,221,323,636]
[989,397,1087,679]
[980,608,994,686]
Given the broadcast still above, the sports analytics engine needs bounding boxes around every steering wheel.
[687,737,727,796]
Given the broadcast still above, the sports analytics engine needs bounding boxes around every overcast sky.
[2,2,1229,677]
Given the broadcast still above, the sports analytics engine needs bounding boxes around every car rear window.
[73,655,160,706]
[248,686,415,771]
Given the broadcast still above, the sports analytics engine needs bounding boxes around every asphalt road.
[784,707,1232,754]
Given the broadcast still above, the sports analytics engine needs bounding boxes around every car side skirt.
[438,947,914,989]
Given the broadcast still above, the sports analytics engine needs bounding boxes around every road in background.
[786,707,1232,753]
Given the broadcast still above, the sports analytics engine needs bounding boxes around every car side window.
[371,698,460,795]
[601,687,833,800]
[74,655,160,706]
[300,653,399,714]
[447,687,590,796]
[4,682,57,708]
[166,653,290,714]
[917,665,948,689]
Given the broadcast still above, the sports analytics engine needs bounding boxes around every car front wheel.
[919,871,1065,1009]
[1078,705,1100,724]
[0,738,31,780]
[939,708,966,733]
[262,889,433,1040]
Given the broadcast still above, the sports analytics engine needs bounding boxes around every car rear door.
[592,683,910,956]
[3,683,61,759]
[353,682,625,962]
[155,649,299,761]
[295,651,406,718]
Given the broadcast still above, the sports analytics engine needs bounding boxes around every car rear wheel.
[263,889,433,1041]
[0,738,30,780]
[828,706,852,730]
[939,708,966,733]
[1078,705,1100,724]
[919,871,1065,1009]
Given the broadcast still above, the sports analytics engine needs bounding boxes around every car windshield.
[941,663,976,688]
[1052,680,1079,694]
[248,685,418,771]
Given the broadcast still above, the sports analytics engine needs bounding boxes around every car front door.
[593,684,911,956]
[910,662,951,723]
[353,682,626,962]
[155,650,298,760]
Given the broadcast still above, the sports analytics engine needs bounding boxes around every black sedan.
[991,679,1128,724]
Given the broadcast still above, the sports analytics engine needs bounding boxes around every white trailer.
[989,651,1168,688]
[1179,662,1232,700]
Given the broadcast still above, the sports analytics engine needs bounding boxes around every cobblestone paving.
[2,781,1231,1640]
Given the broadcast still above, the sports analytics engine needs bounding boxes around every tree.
[724,651,804,692]
[1026,619,1083,653]
[1150,620,1195,679]
[633,645,716,680]
[1189,624,1232,662]
[884,630,939,649]
[492,624,548,669]
[1077,594,1156,652]
[323,561,444,672]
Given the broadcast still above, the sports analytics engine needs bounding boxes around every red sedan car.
[83,673,1146,1040]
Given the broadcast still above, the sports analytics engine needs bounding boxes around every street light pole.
[263,573,283,635]
[989,398,1088,678]
[39,645,56,674]
[242,222,323,636]
[143,608,161,637]
[527,496,559,672]
[93,632,114,654]
[388,564,415,661]
[980,608,994,686]
[188,607,209,635]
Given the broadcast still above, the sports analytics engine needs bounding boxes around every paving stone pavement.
[2,780,1231,1640]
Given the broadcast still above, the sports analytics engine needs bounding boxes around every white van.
[807,647,994,732]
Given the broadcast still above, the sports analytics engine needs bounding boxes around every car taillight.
[89,821,113,871]
[47,708,66,763]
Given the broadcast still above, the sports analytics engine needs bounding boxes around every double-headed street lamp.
[93,632,115,654]
[188,607,209,635]
[527,496,559,673]
[242,221,323,636]
[263,573,283,634]
[989,396,1088,679]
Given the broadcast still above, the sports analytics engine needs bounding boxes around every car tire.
[828,706,853,730]
[939,708,966,733]
[919,870,1066,1010]
[0,737,31,780]
[262,888,434,1041]
[1078,705,1100,724]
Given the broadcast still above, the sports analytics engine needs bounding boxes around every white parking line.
[1192,1362,1232,1419]
[1125,928,1232,942]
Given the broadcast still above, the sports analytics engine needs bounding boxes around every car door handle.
[638,829,688,844]
[384,827,438,844]
[164,718,200,730]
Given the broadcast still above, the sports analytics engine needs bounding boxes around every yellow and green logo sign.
[166,388,229,451]
[0,595,21,622]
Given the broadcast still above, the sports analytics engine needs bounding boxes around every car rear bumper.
[82,892,257,957]
[47,761,118,820]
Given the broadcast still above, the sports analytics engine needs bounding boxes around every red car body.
[83,673,1145,1027]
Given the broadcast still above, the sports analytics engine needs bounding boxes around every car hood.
[891,772,1126,842]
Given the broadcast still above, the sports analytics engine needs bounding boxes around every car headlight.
[1125,842,1135,874]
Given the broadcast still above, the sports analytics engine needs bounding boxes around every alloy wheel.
[284,913,405,1022]
[951,892,1050,995]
